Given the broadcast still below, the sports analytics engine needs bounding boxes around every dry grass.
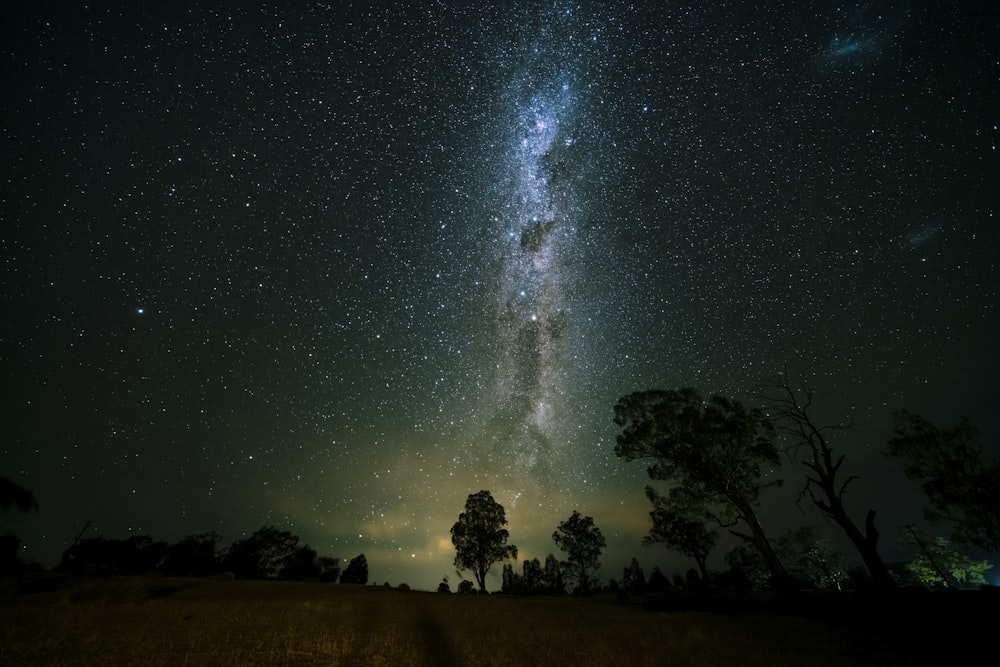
[0,576,982,666]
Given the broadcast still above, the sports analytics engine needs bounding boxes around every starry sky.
[2,1,998,590]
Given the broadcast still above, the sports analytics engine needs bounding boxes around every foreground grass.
[0,576,986,666]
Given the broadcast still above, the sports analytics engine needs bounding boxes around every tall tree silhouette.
[552,510,606,594]
[341,553,369,584]
[451,490,517,592]
[614,388,794,590]
[760,376,896,590]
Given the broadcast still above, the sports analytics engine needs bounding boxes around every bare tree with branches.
[759,375,896,591]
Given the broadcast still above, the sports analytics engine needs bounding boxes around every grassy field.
[0,575,989,666]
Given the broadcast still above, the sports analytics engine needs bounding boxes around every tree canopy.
[552,510,606,593]
[901,530,993,590]
[643,486,717,582]
[221,526,301,579]
[341,553,369,584]
[613,387,794,590]
[451,490,517,592]
[887,411,1000,552]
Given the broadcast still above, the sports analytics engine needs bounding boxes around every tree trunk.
[823,494,897,591]
[730,495,796,591]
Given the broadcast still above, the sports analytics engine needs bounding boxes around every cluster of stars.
[1,1,996,589]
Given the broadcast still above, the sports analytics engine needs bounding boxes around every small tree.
[887,411,1000,551]
[901,530,993,590]
[451,490,517,592]
[341,553,369,584]
[552,511,606,594]
[644,487,717,583]
[614,388,794,590]
[621,557,646,595]
[724,544,770,591]
[543,553,565,594]
[501,563,519,593]
[775,527,850,591]
[522,557,543,593]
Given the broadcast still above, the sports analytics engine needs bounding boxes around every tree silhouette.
[160,532,222,577]
[279,545,321,580]
[543,553,565,594]
[341,553,369,584]
[552,510,606,594]
[614,388,795,590]
[221,526,300,579]
[644,487,717,583]
[451,490,517,592]
[760,377,896,590]
[58,535,167,576]
[316,556,341,582]
[775,527,850,591]
[887,411,1000,551]
[621,557,646,595]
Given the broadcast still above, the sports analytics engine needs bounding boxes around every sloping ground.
[0,576,988,666]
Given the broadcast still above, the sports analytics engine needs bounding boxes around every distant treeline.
[46,526,369,584]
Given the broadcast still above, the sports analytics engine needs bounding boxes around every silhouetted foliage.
[760,376,896,590]
[437,577,451,593]
[457,579,476,594]
[900,528,993,590]
[521,557,544,593]
[221,526,300,579]
[451,490,517,592]
[503,554,566,595]
[501,563,518,593]
[58,535,168,576]
[724,544,771,591]
[621,557,646,595]
[160,532,222,577]
[316,556,341,582]
[775,527,851,591]
[643,487,717,582]
[553,511,606,594]
[887,411,1000,551]
[0,476,38,512]
[543,553,565,594]
[341,553,369,584]
[646,566,670,593]
[279,545,321,580]
[614,388,794,590]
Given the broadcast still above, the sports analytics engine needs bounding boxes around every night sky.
[2,1,998,591]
